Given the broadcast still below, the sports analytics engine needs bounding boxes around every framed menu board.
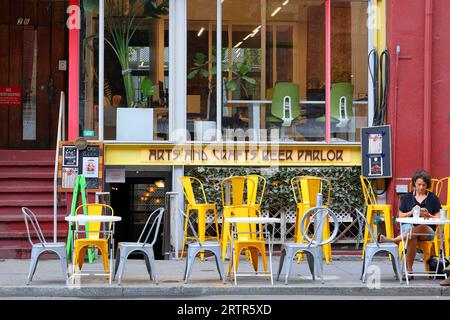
[360,125,392,178]
[58,141,104,192]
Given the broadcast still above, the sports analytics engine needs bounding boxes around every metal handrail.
[53,91,65,242]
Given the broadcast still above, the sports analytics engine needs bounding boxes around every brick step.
[0,150,55,162]
[0,215,68,232]
[0,179,53,188]
[0,185,54,193]
[0,171,54,179]
[0,160,54,167]
[0,246,68,259]
[0,193,58,202]
[0,167,55,179]
[0,231,68,239]
[0,206,67,216]
[0,199,66,207]
[0,166,54,174]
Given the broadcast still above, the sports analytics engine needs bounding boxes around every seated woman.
[379,169,441,278]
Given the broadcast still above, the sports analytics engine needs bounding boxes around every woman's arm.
[398,209,413,218]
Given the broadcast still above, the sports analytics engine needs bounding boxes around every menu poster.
[368,133,383,154]
[62,167,78,188]
[369,156,383,176]
[82,157,99,178]
[62,146,78,167]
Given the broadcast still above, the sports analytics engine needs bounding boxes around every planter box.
[116,108,153,141]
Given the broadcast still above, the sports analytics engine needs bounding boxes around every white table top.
[226,217,281,224]
[65,215,122,223]
[396,217,450,225]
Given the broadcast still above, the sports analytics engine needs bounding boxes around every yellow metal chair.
[220,176,263,263]
[360,176,394,259]
[73,204,114,276]
[407,178,440,257]
[178,176,219,261]
[225,205,268,279]
[291,176,333,264]
[436,177,450,259]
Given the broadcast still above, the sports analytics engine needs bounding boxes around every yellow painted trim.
[374,0,386,51]
[104,143,361,167]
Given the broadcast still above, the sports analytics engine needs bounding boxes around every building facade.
[0,0,448,258]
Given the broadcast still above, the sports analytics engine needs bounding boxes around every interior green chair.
[266,83,300,138]
[316,82,354,130]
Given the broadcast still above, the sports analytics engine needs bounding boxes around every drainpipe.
[423,0,433,172]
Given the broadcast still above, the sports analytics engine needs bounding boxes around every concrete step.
[0,199,66,207]
[0,206,67,216]
[0,150,55,162]
[0,170,54,179]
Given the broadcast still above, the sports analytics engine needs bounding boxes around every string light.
[271,6,282,17]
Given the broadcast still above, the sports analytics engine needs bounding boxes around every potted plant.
[188,47,257,139]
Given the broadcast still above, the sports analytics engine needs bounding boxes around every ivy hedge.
[184,166,365,216]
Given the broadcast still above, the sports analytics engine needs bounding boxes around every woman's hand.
[420,208,432,219]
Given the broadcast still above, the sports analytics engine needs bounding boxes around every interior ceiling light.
[197,27,205,37]
[283,0,289,5]
[271,6,282,17]
[243,33,252,41]
[155,180,165,188]
[250,25,261,37]
[234,41,243,48]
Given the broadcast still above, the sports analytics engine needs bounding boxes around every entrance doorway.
[0,0,67,149]
[110,174,171,260]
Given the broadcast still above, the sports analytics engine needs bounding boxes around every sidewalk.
[0,256,449,298]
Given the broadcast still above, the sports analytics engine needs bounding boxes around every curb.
[0,285,448,298]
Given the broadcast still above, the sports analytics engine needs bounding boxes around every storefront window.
[265,0,326,142]
[186,0,218,141]
[331,0,368,142]
[79,0,169,141]
[185,0,368,143]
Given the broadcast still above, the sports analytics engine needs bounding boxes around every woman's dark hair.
[411,169,432,188]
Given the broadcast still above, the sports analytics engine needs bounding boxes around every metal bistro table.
[226,216,281,285]
[65,215,121,284]
[396,216,450,285]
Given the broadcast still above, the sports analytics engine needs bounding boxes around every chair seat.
[266,115,281,123]
[189,241,220,248]
[33,242,66,249]
[118,242,153,248]
[75,238,108,245]
[365,242,398,249]
[282,242,319,250]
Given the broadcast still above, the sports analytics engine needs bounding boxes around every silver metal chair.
[113,207,164,285]
[276,193,339,285]
[21,207,68,285]
[179,209,226,284]
[355,208,402,284]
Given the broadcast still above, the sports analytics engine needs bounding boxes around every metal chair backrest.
[75,203,114,240]
[436,177,450,206]
[246,174,266,206]
[299,194,339,247]
[179,208,203,246]
[271,82,300,124]
[408,178,439,194]
[221,177,259,242]
[354,208,379,247]
[21,207,46,247]
[221,176,257,207]
[360,175,378,206]
[291,176,332,207]
[137,207,164,246]
[178,176,208,205]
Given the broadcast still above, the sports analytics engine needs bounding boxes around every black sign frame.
[360,125,392,178]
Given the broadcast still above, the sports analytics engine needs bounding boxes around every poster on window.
[82,157,99,178]
[62,146,78,167]
[62,167,78,188]
[369,156,383,176]
[368,133,383,154]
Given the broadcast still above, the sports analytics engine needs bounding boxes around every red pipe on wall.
[68,0,80,141]
[423,0,433,172]
[325,0,331,143]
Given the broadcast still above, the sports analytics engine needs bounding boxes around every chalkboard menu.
[58,141,104,192]
[360,125,392,178]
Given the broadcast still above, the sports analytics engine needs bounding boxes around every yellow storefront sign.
[105,144,361,166]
